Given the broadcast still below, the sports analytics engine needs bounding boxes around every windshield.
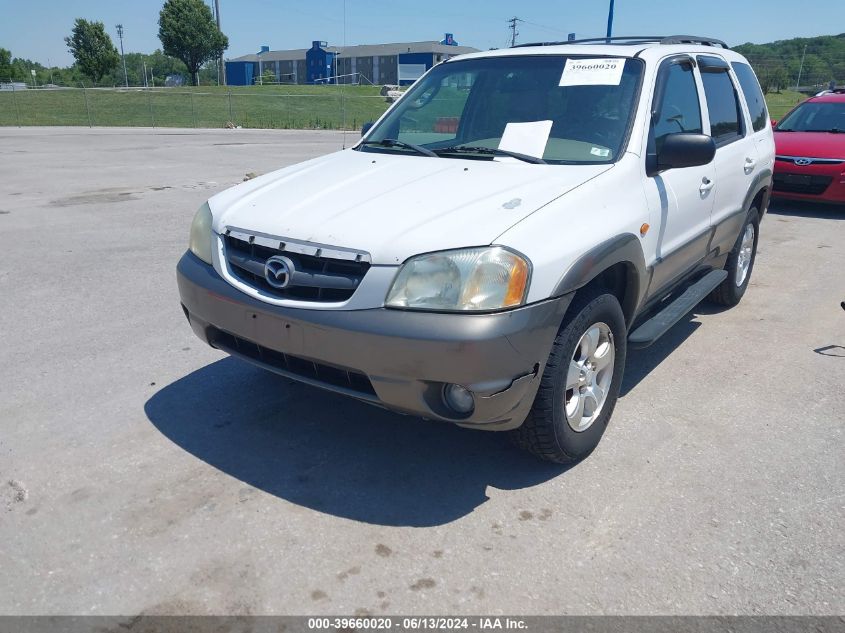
[777,101,845,132]
[360,55,644,164]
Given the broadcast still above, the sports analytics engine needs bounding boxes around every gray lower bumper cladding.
[177,252,572,431]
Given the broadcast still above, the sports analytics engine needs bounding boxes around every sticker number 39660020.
[560,58,625,87]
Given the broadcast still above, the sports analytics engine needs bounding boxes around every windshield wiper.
[804,128,842,133]
[434,145,547,164]
[359,139,437,157]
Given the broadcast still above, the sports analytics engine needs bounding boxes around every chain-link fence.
[0,85,393,131]
[0,67,838,130]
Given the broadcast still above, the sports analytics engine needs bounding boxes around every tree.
[260,68,276,85]
[65,18,120,84]
[0,48,12,81]
[158,0,228,86]
[770,67,789,93]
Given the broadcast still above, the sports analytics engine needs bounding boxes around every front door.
[643,56,716,297]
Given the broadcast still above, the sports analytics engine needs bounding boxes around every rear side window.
[701,71,744,144]
[732,62,768,132]
[651,63,703,152]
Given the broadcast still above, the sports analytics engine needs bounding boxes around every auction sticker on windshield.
[560,58,625,86]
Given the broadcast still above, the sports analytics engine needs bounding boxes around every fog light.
[443,383,475,415]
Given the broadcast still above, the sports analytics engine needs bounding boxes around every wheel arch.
[744,167,772,223]
[552,233,647,328]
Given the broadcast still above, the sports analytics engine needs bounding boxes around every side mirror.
[656,133,716,172]
[771,119,778,128]
[361,121,375,137]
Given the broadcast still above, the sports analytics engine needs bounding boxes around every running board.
[628,269,728,349]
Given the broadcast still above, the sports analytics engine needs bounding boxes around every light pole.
[606,0,615,42]
[116,24,128,87]
[214,0,226,86]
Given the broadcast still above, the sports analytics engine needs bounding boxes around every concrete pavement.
[0,127,842,616]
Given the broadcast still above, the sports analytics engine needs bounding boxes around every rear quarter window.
[732,62,768,132]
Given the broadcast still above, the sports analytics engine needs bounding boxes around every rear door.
[732,60,776,168]
[698,56,760,255]
[643,55,716,296]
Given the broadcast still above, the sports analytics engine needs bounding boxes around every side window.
[732,62,768,132]
[701,71,744,144]
[651,62,703,152]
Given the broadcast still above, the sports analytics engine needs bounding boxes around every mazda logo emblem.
[264,255,295,289]
[794,158,813,166]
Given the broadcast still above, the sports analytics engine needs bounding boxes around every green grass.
[0,84,809,130]
[0,84,391,130]
[765,90,806,120]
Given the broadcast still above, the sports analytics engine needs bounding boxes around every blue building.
[305,41,336,84]
[225,36,478,86]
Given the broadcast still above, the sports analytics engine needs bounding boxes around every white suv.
[178,35,775,463]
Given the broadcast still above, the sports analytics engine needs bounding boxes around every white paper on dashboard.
[559,58,624,86]
[498,120,553,158]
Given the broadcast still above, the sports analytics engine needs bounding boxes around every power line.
[518,19,569,36]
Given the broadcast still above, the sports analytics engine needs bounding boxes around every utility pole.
[508,16,522,47]
[116,24,129,87]
[795,44,807,91]
[606,0,615,42]
[214,0,226,85]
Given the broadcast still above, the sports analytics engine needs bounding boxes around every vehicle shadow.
[767,198,844,218]
[621,312,702,397]
[144,358,568,527]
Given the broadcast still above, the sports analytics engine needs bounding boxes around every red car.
[772,90,845,204]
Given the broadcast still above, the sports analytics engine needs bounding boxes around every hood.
[209,149,612,264]
[774,131,845,160]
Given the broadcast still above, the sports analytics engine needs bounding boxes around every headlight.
[385,247,530,311]
[189,202,214,264]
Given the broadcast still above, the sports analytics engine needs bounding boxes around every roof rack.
[513,35,729,49]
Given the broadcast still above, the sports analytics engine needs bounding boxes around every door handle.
[699,177,715,194]
[744,157,757,174]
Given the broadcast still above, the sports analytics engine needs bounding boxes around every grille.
[773,173,833,195]
[208,328,377,397]
[224,234,370,302]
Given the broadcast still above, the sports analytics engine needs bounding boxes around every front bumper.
[772,163,845,203]
[177,252,572,431]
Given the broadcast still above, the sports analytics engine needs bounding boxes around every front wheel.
[511,288,627,464]
[709,210,759,307]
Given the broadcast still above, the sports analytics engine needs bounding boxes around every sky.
[2,0,845,67]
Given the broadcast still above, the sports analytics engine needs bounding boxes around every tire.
[709,209,759,307]
[511,288,627,464]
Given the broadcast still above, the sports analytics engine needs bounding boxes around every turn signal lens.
[503,256,530,307]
